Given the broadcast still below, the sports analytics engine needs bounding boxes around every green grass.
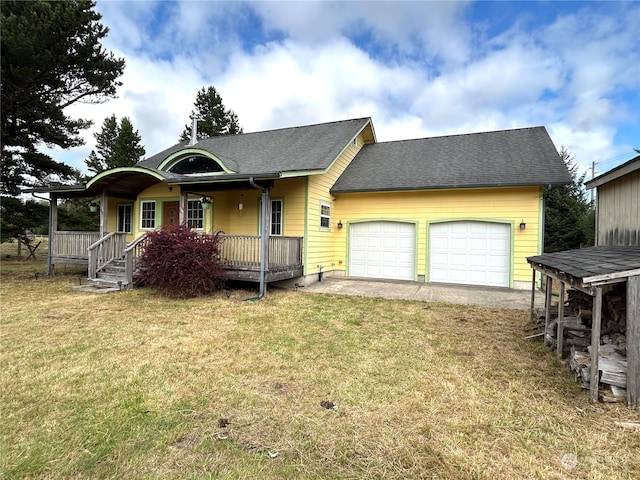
[1,250,639,479]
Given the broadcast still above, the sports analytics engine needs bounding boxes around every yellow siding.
[272,177,306,236]
[305,130,369,274]
[132,184,181,237]
[105,196,136,242]
[331,186,542,285]
[114,178,309,240]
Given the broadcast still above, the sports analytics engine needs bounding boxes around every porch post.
[627,276,640,409]
[556,281,565,360]
[179,189,188,224]
[99,190,108,236]
[259,187,270,296]
[544,276,553,347]
[589,287,603,403]
[48,194,58,276]
[530,269,537,320]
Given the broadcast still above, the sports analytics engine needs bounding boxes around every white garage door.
[350,222,415,280]
[429,221,510,287]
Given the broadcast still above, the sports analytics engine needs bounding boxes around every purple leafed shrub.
[136,224,226,298]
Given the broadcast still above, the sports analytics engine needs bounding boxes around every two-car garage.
[349,221,511,287]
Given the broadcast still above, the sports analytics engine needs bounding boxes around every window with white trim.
[140,201,156,229]
[117,204,132,233]
[258,200,284,236]
[187,200,204,229]
[270,199,283,235]
[320,201,331,230]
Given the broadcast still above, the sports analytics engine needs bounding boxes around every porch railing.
[87,232,127,279]
[218,235,303,269]
[52,231,303,281]
[51,231,101,260]
[124,233,149,285]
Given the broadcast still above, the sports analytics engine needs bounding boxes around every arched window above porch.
[167,155,225,174]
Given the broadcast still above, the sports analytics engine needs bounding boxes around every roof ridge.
[370,125,546,146]
[225,117,372,139]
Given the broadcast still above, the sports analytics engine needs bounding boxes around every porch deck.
[50,231,303,283]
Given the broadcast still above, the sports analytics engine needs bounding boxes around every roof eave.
[331,181,565,194]
[168,172,282,185]
[22,184,86,194]
[585,156,640,189]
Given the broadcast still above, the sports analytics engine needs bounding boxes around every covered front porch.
[49,231,303,285]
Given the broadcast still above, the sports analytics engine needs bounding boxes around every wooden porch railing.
[87,232,127,279]
[52,231,303,282]
[51,231,101,260]
[218,235,303,269]
[124,233,149,285]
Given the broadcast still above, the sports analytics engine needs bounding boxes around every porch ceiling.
[86,171,162,199]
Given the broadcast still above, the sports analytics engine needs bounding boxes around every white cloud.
[47,0,639,179]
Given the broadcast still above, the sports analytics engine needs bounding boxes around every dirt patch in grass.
[1,268,638,479]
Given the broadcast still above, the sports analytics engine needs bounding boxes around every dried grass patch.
[1,268,638,479]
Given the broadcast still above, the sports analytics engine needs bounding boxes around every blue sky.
[53,0,640,179]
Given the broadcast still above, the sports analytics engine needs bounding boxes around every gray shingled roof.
[331,126,571,193]
[138,117,371,175]
[528,246,640,284]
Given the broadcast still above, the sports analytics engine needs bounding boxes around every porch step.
[73,283,123,294]
[97,271,126,282]
[86,277,129,290]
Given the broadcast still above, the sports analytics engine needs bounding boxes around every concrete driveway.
[300,277,544,310]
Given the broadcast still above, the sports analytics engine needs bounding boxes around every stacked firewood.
[533,285,628,400]
[565,285,628,399]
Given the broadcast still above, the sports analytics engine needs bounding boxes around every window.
[258,200,283,235]
[140,201,156,229]
[168,155,224,174]
[320,201,331,230]
[270,199,283,235]
[187,200,204,229]
[117,204,132,233]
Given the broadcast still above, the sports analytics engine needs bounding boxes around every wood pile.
[531,285,629,401]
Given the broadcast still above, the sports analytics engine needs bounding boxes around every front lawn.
[1,261,638,479]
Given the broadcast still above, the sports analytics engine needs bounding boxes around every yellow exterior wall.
[331,186,542,286]
[116,178,309,239]
[305,130,370,275]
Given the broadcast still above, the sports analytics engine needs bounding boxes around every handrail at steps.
[88,232,117,279]
[124,233,149,285]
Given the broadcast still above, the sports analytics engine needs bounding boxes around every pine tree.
[543,147,594,252]
[85,115,146,174]
[179,86,243,142]
[1,0,125,195]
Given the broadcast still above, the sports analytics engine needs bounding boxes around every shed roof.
[332,126,570,193]
[585,155,640,190]
[527,246,640,288]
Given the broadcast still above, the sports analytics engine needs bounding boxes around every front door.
[163,201,180,226]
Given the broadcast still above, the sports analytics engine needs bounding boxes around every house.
[33,117,570,293]
[527,155,640,409]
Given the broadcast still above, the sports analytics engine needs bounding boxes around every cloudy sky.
[54,0,639,179]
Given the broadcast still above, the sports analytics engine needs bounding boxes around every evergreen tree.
[1,0,125,195]
[179,86,243,142]
[543,147,594,252]
[85,115,146,174]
